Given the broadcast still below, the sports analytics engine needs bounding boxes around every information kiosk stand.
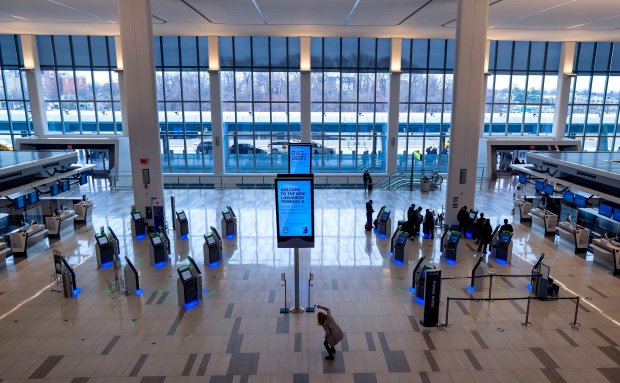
[591,238,620,275]
[175,210,189,239]
[529,208,558,234]
[532,262,559,299]
[221,206,237,239]
[148,233,168,267]
[95,231,115,268]
[420,268,442,327]
[376,206,391,237]
[177,265,199,307]
[60,256,79,298]
[443,230,461,264]
[45,207,77,238]
[187,256,203,299]
[123,256,141,296]
[469,257,486,292]
[74,197,94,224]
[131,209,147,239]
[203,232,221,266]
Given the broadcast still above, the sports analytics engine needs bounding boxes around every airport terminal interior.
[2,0,620,382]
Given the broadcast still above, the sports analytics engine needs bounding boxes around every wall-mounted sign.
[275,175,314,248]
[288,143,312,174]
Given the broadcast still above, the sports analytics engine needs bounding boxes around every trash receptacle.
[62,271,73,298]
[421,176,431,192]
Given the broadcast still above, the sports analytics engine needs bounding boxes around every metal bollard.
[521,296,532,327]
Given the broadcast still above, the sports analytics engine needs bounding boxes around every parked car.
[229,143,267,154]
[268,140,301,154]
[194,141,213,154]
[311,141,336,155]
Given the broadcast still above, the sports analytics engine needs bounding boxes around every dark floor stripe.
[224,303,234,318]
[599,346,620,366]
[293,373,309,383]
[598,367,620,383]
[365,332,376,351]
[592,328,619,347]
[556,329,578,347]
[231,317,242,335]
[196,353,211,376]
[340,333,349,352]
[471,330,489,349]
[100,335,121,355]
[541,368,567,383]
[268,290,275,303]
[129,354,148,377]
[332,279,338,290]
[383,350,410,373]
[530,347,559,369]
[71,378,89,383]
[587,285,608,298]
[209,376,233,383]
[419,372,431,383]
[422,332,436,350]
[509,299,526,314]
[578,302,591,313]
[455,300,470,315]
[226,334,243,354]
[167,309,187,335]
[145,291,158,305]
[408,315,420,332]
[140,377,166,383]
[239,376,249,383]
[464,349,483,371]
[243,270,250,280]
[465,243,477,252]
[226,352,259,375]
[377,332,389,351]
[156,291,169,304]
[353,373,378,383]
[29,355,63,379]
[294,333,302,352]
[276,316,289,334]
[424,350,439,372]
[182,353,198,376]
[322,352,346,374]
[501,276,515,288]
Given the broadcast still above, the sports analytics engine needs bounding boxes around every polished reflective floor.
[1,178,620,383]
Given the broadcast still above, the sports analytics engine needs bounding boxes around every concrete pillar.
[387,38,402,175]
[300,37,311,143]
[114,35,129,136]
[445,0,488,225]
[552,42,576,140]
[20,35,48,137]
[480,39,491,138]
[117,0,165,225]
[208,36,224,176]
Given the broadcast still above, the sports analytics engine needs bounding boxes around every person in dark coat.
[316,304,344,360]
[499,218,514,233]
[407,204,416,223]
[413,207,423,236]
[423,209,435,238]
[457,206,469,236]
[363,170,370,191]
[474,213,485,243]
[367,177,373,192]
[366,200,374,229]
[477,219,493,253]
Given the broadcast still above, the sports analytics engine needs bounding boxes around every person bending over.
[316,304,344,360]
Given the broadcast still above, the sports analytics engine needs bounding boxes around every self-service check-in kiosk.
[494,232,513,264]
[210,226,223,249]
[10,222,49,257]
[466,209,478,238]
[393,231,409,264]
[221,206,237,239]
[175,210,189,239]
[45,207,77,238]
[131,209,147,239]
[177,265,199,308]
[591,237,620,275]
[376,206,391,237]
[557,221,590,253]
[443,230,461,264]
[414,262,436,302]
[187,256,203,299]
[74,196,94,224]
[158,226,171,256]
[123,256,142,296]
[532,262,559,299]
[95,230,115,268]
[203,232,221,267]
[148,232,168,267]
[469,257,486,293]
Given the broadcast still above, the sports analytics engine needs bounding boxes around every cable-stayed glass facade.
[484,41,561,136]
[310,37,390,173]
[398,39,454,172]
[0,35,30,149]
[37,35,120,134]
[567,42,620,152]
[154,36,212,173]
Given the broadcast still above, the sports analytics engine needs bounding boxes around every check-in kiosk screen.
[223,212,232,221]
[206,235,215,245]
[132,213,141,220]
[449,233,460,242]
[469,211,477,220]
[563,191,574,204]
[543,183,554,195]
[27,192,39,204]
[599,203,613,218]
[151,236,162,246]
[540,264,550,280]
[50,184,60,196]
[181,270,192,281]
[500,233,511,242]
[97,236,108,246]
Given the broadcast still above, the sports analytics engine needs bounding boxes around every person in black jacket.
[499,218,514,233]
[363,170,370,191]
[422,209,435,238]
[457,206,469,235]
[366,200,374,228]
[477,219,493,253]
[474,213,485,244]
[413,207,423,236]
[407,204,416,223]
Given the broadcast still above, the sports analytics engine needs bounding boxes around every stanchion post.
[443,297,450,327]
[522,296,532,326]
[279,273,289,314]
[488,274,494,301]
[571,297,581,329]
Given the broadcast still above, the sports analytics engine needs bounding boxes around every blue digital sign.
[543,183,554,195]
[518,175,526,184]
[563,191,574,204]
[288,144,312,174]
[613,208,620,222]
[574,194,586,207]
[535,180,544,191]
[275,176,314,248]
[599,203,613,218]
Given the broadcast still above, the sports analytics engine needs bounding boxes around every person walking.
[423,209,435,239]
[363,170,370,191]
[365,200,374,230]
[477,219,493,253]
[474,213,485,244]
[316,304,344,360]
[413,207,423,236]
[367,176,373,193]
[457,206,469,236]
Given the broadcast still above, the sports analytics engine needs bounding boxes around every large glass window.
[485,41,561,136]
[398,39,454,171]
[0,35,31,149]
[37,35,120,134]
[154,36,212,173]
[220,36,300,173]
[567,42,620,152]
[310,37,389,173]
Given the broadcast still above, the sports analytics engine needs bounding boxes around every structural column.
[387,38,402,175]
[552,42,576,140]
[208,36,224,176]
[20,35,48,137]
[114,36,129,136]
[117,0,165,225]
[300,37,311,143]
[445,0,488,225]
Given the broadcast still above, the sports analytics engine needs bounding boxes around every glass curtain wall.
[154,36,212,173]
[398,39,454,172]
[0,35,30,149]
[485,41,561,135]
[220,36,300,173]
[310,37,390,173]
[567,42,620,152]
[37,35,120,134]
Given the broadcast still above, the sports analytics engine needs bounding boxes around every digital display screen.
[500,233,511,242]
[535,180,544,191]
[132,213,141,220]
[574,194,587,207]
[540,263,550,280]
[26,192,39,205]
[79,175,88,185]
[59,180,70,192]
[449,233,460,242]
[206,235,215,245]
[543,183,554,195]
[223,212,232,220]
[599,203,613,218]
[50,184,60,196]
[177,212,186,221]
[518,175,526,184]
[181,270,192,281]
[97,236,108,246]
[14,196,25,210]
[275,177,314,248]
[613,208,620,222]
[380,210,390,221]
[469,211,477,220]
[288,144,312,174]
[563,191,574,204]
[151,236,161,245]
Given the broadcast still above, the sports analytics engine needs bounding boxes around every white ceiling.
[0,0,618,41]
